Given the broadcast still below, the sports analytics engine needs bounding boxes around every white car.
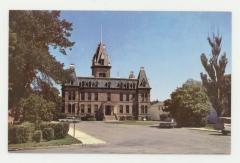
[214,117,231,135]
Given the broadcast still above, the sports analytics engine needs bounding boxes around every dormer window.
[70,81,73,85]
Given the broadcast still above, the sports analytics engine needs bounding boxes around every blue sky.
[51,11,231,101]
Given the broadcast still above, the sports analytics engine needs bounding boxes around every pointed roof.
[137,67,150,88]
[92,42,110,67]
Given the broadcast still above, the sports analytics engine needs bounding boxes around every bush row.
[40,122,69,139]
[8,122,70,144]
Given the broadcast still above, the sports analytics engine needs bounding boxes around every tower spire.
[100,24,102,43]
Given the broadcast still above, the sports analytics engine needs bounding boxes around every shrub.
[40,122,69,139]
[32,130,42,143]
[51,123,69,139]
[42,128,54,141]
[40,122,52,131]
[20,122,35,140]
[8,125,31,144]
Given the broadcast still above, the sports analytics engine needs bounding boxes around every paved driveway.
[18,121,230,154]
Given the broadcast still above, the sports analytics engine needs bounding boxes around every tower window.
[99,73,106,77]
[99,59,104,65]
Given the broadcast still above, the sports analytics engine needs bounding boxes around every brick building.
[62,41,151,120]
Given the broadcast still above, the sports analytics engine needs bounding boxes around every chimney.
[129,71,135,79]
[69,64,75,70]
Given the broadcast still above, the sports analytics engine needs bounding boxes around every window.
[68,104,71,113]
[132,94,135,101]
[119,105,123,114]
[141,105,144,114]
[94,105,98,112]
[72,104,75,113]
[72,92,75,100]
[81,104,84,113]
[126,105,129,114]
[88,93,91,101]
[68,92,71,100]
[141,93,144,102]
[99,59,104,65]
[145,106,148,114]
[94,93,98,101]
[81,92,85,100]
[87,104,91,113]
[107,93,111,101]
[145,93,148,101]
[126,94,129,101]
[120,93,123,101]
[70,80,73,85]
[99,73,106,77]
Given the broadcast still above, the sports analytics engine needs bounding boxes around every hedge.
[40,122,69,139]
[42,128,54,141]
[32,130,42,143]
[9,122,69,144]
[8,125,32,144]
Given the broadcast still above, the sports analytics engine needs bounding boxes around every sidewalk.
[68,127,106,145]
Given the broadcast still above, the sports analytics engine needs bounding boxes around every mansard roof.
[65,77,139,90]
[64,67,151,90]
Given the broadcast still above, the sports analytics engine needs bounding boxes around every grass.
[120,120,159,126]
[8,134,81,150]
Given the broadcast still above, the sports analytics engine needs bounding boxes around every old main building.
[62,41,151,120]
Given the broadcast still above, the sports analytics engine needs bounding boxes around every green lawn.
[119,120,159,126]
[8,134,81,150]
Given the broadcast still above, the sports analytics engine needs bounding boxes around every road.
[14,121,230,154]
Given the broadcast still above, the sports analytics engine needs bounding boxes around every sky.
[51,11,231,101]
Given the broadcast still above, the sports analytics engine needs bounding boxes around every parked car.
[214,117,231,135]
[159,118,177,128]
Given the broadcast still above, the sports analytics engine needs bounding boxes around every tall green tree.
[200,34,231,117]
[9,11,74,112]
[18,94,55,123]
[164,79,210,127]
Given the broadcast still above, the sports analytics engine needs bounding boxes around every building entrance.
[105,105,112,115]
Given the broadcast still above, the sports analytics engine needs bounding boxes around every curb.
[8,143,83,151]
[189,128,220,132]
